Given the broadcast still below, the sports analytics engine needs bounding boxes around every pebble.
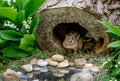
[53,71,65,77]
[57,60,69,68]
[30,58,38,65]
[21,64,33,72]
[69,62,75,66]
[70,68,93,81]
[32,79,39,81]
[4,69,20,81]
[20,80,28,81]
[83,63,100,72]
[17,72,29,80]
[74,58,87,68]
[48,59,59,66]
[37,59,48,66]
[52,54,64,62]
[58,68,69,73]
[33,67,41,71]
[17,72,28,80]
[40,66,48,72]
[27,72,33,78]
[49,66,57,72]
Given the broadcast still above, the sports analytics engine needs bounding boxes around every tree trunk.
[36,0,120,55]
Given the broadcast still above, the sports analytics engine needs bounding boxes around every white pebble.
[37,59,48,66]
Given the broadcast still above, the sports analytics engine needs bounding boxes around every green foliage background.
[0,0,45,60]
[99,21,120,81]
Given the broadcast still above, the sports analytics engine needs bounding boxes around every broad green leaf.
[107,41,120,48]
[0,1,8,7]
[30,14,39,34]
[15,10,25,24]
[102,76,109,81]
[0,37,6,44]
[1,45,29,58]
[111,68,120,76]
[19,34,35,52]
[0,37,7,48]
[118,54,120,62]
[107,32,120,40]
[12,0,25,11]
[99,21,120,37]
[0,56,10,61]
[0,30,23,41]
[19,25,26,35]
[24,0,45,19]
[0,7,18,21]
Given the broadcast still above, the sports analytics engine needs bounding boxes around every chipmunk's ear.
[65,34,67,37]
[69,31,73,35]
[73,32,78,36]
[76,34,80,40]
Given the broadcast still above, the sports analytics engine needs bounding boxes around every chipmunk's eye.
[69,40,73,44]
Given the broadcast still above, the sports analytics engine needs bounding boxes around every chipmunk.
[63,31,83,54]
[82,41,95,54]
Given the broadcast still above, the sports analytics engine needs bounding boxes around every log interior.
[52,23,104,54]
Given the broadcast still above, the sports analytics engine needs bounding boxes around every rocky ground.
[0,51,109,81]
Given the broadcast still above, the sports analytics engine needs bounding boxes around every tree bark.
[40,0,120,25]
[36,0,120,55]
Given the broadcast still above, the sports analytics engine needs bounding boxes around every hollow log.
[36,0,120,55]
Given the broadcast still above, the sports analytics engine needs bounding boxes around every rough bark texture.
[40,0,120,25]
[36,0,120,55]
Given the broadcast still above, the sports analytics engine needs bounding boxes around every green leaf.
[102,76,110,81]
[1,46,29,58]
[19,34,35,52]
[0,1,8,7]
[118,54,120,62]
[19,25,26,34]
[13,0,25,11]
[98,21,120,37]
[108,33,120,40]
[0,30,23,41]
[24,0,45,19]
[0,7,18,21]
[107,41,120,48]
[15,10,25,24]
[30,14,39,34]
[0,37,7,48]
[0,37,6,44]
[111,68,120,76]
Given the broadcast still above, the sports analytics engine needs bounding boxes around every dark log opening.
[53,23,88,42]
[52,23,104,54]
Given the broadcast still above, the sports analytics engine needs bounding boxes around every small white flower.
[16,28,19,31]
[13,0,16,2]
[13,26,16,29]
[10,24,14,27]
[23,20,27,25]
[25,24,30,29]
[114,79,117,81]
[26,30,30,33]
[108,58,111,61]
[118,61,120,65]
[6,0,11,5]
[7,21,11,24]
[11,7,14,9]
[115,64,118,68]
[4,23,8,27]
[28,17,32,20]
